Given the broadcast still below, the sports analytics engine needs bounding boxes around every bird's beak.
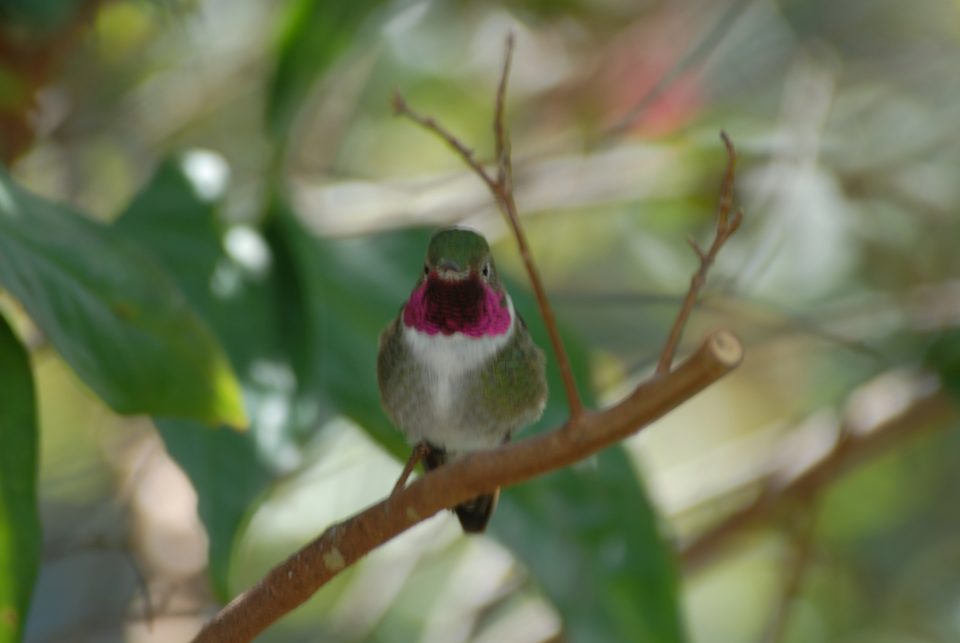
[436,259,466,280]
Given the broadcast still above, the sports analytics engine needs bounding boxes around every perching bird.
[377,228,547,532]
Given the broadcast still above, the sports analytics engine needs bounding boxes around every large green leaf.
[267,0,387,143]
[0,312,41,643]
[113,159,301,597]
[0,169,244,427]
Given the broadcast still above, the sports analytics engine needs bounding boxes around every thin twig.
[192,331,743,643]
[656,130,742,375]
[494,33,515,188]
[760,510,817,643]
[391,92,498,194]
[394,35,585,419]
[122,549,156,631]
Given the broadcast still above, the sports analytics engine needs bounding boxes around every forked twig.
[391,92,498,194]
[656,131,743,375]
[393,34,585,421]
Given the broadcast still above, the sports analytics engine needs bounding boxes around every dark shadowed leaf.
[0,169,244,426]
[925,330,960,402]
[277,206,429,459]
[0,312,41,643]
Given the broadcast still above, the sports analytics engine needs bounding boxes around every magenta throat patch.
[403,276,511,337]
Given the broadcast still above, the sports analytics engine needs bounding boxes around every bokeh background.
[3,0,960,641]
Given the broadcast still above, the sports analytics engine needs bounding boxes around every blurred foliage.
[267,0,389,146]
[0,168,245,426]
[2,0,960,642]
[925,330,960,402]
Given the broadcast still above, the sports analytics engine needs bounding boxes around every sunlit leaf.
[0,312,41,643]
[0,169,245,427]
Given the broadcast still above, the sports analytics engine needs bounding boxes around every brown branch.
[393,34,585,420]
[680,385,956,572]
[390,92,498,194]
[192,330,743,642]
[656,131,742,375]
[493,33,514,188]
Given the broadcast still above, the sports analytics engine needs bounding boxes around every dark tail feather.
[455,489,499,533]
[422,442,500,534]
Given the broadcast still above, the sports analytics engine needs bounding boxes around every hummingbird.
[377,228,548,533]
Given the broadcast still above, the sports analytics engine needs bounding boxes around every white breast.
[402,296,515,423]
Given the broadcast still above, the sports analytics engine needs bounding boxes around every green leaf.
[277,206,428,459]
[0,312,41,643]
[0,169,245,427]
[113,161,301,390]
[113,159,298,597]
[495,450,686,643]
[267,0,387,143]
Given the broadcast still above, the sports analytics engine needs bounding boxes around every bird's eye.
[423,264,429,275]
[482,263,491,278]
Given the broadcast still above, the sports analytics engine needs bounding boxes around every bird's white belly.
[401,298,515,449]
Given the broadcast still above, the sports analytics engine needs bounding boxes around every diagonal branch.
[656,131,742,375]
[193,38,750,643]
[393,34,585,421]
[193,331,743,643]
[391,92,498,194]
